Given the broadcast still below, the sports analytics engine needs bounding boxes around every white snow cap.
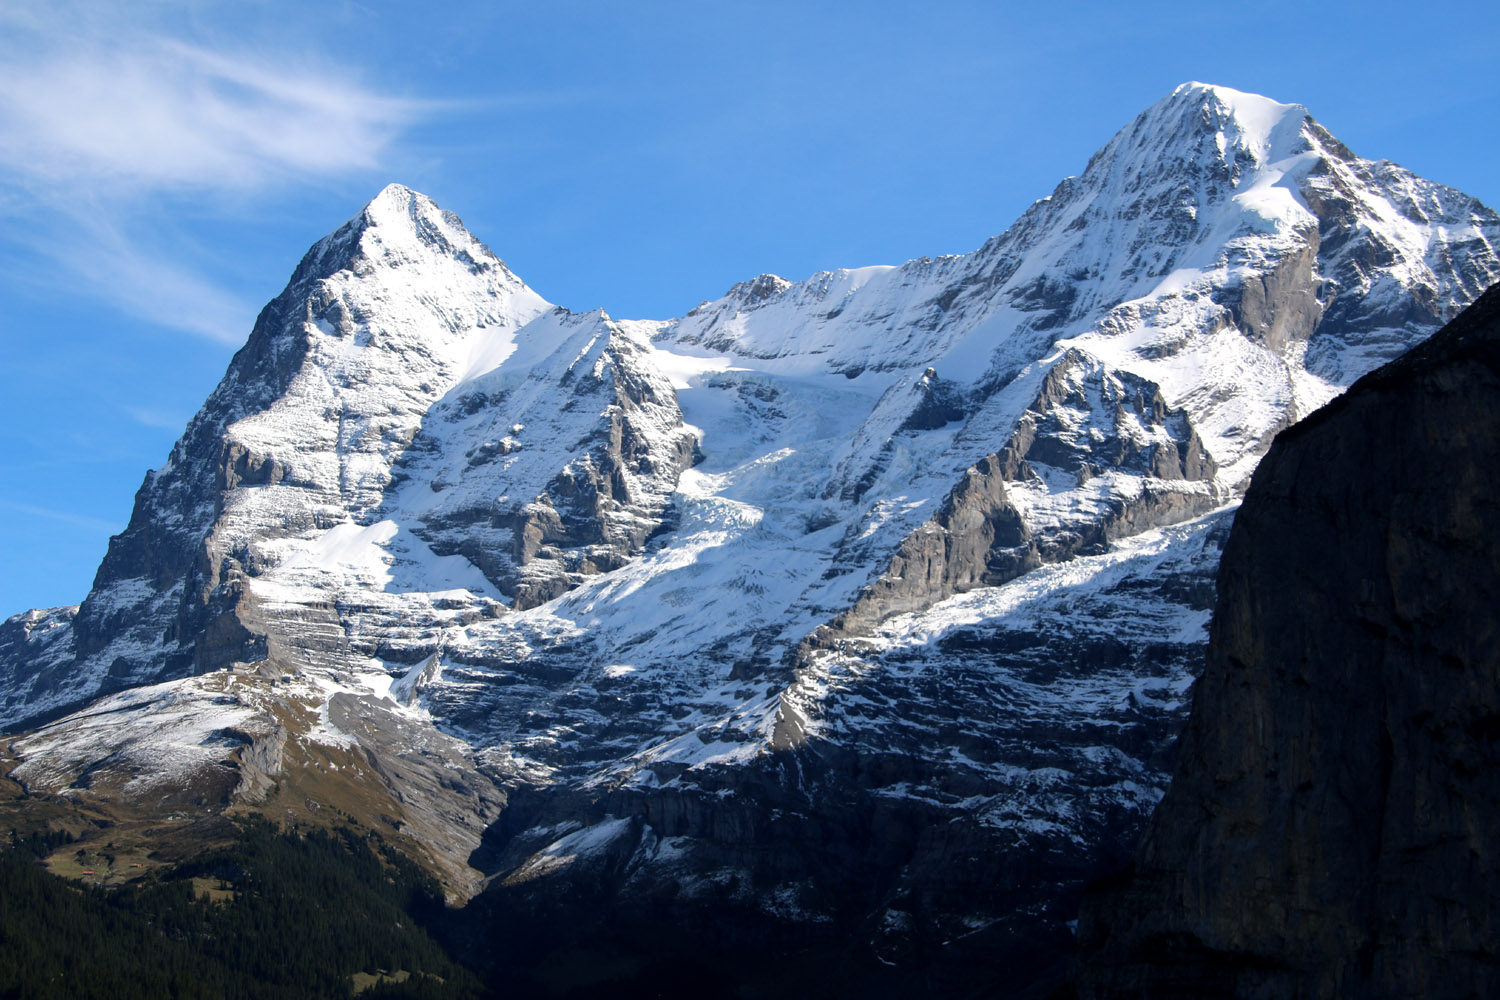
[346,182,498,262]
[1170,81,1305,116]
[359,181,431,225]
[1160,82,1309,163]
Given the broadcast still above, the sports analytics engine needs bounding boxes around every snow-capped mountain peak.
[1164,81,1309,161]
[1,84,1496,978]
[348,182,512,274]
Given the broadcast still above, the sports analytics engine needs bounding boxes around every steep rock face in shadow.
[1074,283,1500,998]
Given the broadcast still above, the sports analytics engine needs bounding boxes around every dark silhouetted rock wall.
[1075,283,1500,998]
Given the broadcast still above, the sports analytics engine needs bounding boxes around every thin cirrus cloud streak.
[0,498,121,535]
[0,37,424,191]
[0,25,427,341]
[122,405,193,433]
[86,236,253,345]
[5,208,258,344]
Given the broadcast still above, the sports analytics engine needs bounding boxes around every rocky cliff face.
[1075,283,1500,998]
[1,84,1498,996]
[823,349,1219,637]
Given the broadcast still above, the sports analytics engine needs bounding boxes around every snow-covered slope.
[2,82,1497,983]
[2,185,553,718]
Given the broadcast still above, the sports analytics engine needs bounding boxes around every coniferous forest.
[0,818,485,1000]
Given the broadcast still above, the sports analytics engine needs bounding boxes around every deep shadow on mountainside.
[1073,282,1500,998]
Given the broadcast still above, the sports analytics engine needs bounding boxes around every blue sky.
[2,0,1498,617]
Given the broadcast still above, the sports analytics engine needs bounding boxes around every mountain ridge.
[2,82,1497,994]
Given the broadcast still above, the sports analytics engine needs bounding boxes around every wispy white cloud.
[0,498,121,535]
[122,405,193,432]
[0,12,422,195]
[0,2,427,341]
[67,210,255,342]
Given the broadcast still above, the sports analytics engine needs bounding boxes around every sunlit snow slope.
[2,83,1497,956]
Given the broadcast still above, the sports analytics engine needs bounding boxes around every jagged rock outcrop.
[1003,351,1215,483]
[824,351,1217,638]
[1074,283,1500,998]
[391,309,700,610]
[826,452,1036,633]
